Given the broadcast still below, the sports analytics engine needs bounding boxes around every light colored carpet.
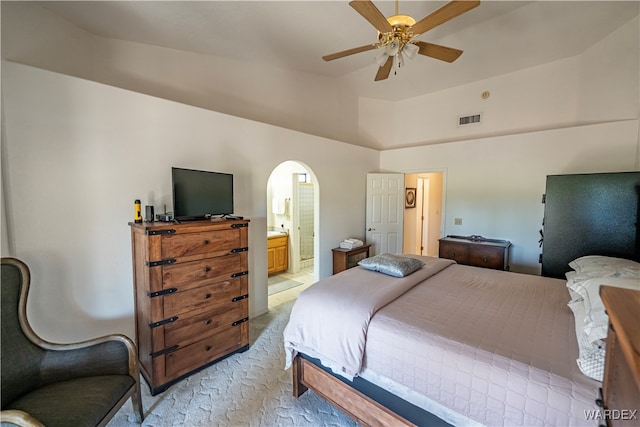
[108,300,357,427]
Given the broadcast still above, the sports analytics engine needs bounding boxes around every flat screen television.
[172,167,234,220]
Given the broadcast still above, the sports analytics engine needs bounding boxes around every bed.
[284,172,640,427]
[285,255,606,426]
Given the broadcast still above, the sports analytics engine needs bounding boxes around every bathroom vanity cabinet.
[268,234,289,275]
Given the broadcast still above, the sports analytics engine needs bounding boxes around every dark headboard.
[541,171,640,278]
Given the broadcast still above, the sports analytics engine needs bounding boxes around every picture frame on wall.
[405,187,416,208]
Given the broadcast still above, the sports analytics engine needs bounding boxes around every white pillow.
[568,255,640,277]
[565,271,583,299]
[573,277,640,342]
[567,298,606,381]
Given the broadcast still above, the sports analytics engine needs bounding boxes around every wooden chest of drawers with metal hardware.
[599,286,640,427]
[438,235,511,271]
[129,219,250,395]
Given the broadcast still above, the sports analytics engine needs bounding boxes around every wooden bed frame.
[293,355,417,427]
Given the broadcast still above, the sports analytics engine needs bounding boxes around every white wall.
[381,120,640,274]
[1,61,379,343]
[577,15,639,122]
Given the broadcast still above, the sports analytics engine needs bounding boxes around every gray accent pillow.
[358,253,425,277]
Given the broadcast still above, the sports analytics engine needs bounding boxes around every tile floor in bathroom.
[267,267,315,309]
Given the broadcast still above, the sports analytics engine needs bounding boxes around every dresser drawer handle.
[204,266,211,273]
[205,345,212,352]
[203,240,210,245]
[205,319,212,325]
[204,293,212,299]
[483,257,488,262]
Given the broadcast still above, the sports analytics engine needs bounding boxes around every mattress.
[360,263,600,426]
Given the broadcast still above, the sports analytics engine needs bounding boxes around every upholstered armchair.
[1,257,144,426]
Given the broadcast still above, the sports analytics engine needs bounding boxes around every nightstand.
[332,244,371,274]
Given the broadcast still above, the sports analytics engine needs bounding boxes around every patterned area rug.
[108,300,356,427]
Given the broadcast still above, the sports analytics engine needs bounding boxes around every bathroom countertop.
[267,230,288,239]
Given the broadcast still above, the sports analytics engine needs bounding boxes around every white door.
[366,173,404,256]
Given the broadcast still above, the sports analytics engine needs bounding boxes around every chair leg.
[131,381,144,423]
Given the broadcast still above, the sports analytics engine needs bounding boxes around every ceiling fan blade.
[415,41,463,63]
[374,56,393,81]
[323,44,377,62]
[349,0,394,33]
[411,0,480,37]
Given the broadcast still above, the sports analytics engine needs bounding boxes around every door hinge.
[146,258,177,267]
[145,229,176,236]
[149,316,179,328]
[232,317,249,327]
[231,294,249,302]
[231,271,249,278]
[150,345,179,358]
[148,287,178,298]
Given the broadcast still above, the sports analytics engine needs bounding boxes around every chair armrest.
[39,334,139,385]
[0,409,45,427]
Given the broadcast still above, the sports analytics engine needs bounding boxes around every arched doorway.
[266,161,319,304]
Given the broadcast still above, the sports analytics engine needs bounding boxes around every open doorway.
[266,161,318,306]
[403,172,445,256]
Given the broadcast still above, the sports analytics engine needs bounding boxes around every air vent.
[458,113,481,126]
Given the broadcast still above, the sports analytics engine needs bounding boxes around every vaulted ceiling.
[35,1,639,102]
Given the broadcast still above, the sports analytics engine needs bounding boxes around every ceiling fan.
[323,0,480,81]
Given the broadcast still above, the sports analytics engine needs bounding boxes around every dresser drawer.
[162,278,245,319]
[469,246,505,270]
[438,241,470,264]
[162,228,243,260]
[165,325,246,379]
[439,236,511,271]
[163,299,248,349]
[162,253,244,292]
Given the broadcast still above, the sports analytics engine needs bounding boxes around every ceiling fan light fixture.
[403,42,419,60]
[384,39,400,56]
[375,51,389,66]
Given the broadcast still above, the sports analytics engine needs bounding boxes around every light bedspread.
[283,256,454,379]
[362,263,600,426]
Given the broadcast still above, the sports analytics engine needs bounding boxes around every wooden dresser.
[438,235,511,270]
[129,219,250,395]
[599,286,640,427]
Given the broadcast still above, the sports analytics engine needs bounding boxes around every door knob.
[367,227,376,231]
